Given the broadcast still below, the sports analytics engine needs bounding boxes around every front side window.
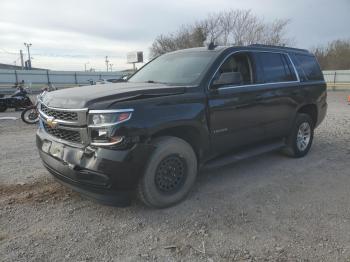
[128,51,217,85]
[213,52,253,87]
[256,52,296,83]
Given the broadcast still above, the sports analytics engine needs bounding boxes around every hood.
[42,82,186,109]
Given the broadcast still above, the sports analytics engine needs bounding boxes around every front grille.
[43,123,81,143]
[41,104,78,122]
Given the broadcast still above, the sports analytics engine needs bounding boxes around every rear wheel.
[137,136,197,208]
[283,113,314,158]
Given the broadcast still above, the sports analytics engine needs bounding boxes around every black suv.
[36,44,327,208]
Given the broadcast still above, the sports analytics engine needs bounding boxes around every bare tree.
[150,25,206,57]
[312,39,350,70]
[150,9,293,57]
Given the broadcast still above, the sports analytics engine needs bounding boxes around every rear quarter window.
[294,54,324,81]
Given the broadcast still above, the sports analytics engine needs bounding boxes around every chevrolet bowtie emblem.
[46,117,59,129]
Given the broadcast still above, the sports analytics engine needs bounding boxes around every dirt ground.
[1,91,349,262]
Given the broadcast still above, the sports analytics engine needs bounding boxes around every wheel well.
[298,104,317,125]
[151,126,202,160]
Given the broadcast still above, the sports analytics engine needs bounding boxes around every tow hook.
[84,146,95,157]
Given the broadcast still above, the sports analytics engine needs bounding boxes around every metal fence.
[0,69,124,88]
[323,70,350,90]
[0,68,349,94]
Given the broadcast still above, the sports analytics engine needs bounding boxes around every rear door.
[252,52,300,138]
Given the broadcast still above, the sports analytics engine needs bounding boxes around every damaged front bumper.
[36,127,154,206]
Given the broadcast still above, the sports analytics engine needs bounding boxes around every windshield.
[128,51,217,85]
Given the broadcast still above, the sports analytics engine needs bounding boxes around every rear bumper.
[36,128,154,206]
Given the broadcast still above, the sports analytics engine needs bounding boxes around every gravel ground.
[1,91,349,261]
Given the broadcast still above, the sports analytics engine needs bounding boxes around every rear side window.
[294,54,323,81]
[256,52,296,83]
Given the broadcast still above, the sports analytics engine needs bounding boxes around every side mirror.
[212,72,242,87]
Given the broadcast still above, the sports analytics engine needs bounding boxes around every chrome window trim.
[217,80,300,91]
[286,53,300,82]
[207,49,301,91]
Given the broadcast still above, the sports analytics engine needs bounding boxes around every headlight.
[88,109,133,146]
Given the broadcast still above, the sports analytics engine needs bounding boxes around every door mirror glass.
[212,72,242,87]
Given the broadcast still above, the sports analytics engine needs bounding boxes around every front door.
[208,52,265,155]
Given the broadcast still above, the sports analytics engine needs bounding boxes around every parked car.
[95,78,125,85]
[36,44,327,208]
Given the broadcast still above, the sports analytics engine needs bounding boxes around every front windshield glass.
[128,51,217,85]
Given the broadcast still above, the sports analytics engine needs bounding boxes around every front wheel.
[137,136,198,208]
[0,104,7,112]
[21,106,39,124]
[283,113,314,158]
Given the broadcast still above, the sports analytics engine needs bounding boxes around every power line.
[0,49,126,60]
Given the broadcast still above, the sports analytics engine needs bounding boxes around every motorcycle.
[21,87,52,124]
[0,87,33,112]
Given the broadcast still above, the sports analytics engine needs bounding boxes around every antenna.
[207,42,217,50]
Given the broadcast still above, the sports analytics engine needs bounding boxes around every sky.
[0,0,348,71]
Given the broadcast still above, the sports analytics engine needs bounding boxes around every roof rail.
[249,44,309,53]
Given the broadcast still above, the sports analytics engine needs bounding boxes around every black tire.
[283,113,314,158]
[0,104,7,112]
[137,136,198,208]
[21,106,39,124]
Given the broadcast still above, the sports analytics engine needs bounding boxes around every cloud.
[0,0,348,70]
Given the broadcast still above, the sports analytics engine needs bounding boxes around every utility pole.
[24,43,32,70]
[105,56,109,72]
[20,50,24,70]
[84,62,90,72]
[109,63,113,72]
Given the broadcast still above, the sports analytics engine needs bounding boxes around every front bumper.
[36,127,154,206]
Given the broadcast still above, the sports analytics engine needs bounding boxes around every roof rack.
[249,44,309,53]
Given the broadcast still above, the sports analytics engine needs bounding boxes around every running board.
[204,139,286,170]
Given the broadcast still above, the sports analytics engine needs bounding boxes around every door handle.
[255,95,264,101]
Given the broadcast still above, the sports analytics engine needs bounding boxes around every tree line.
[312,39,350,70]
[149,9,349,70]
[150,9,292,58]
